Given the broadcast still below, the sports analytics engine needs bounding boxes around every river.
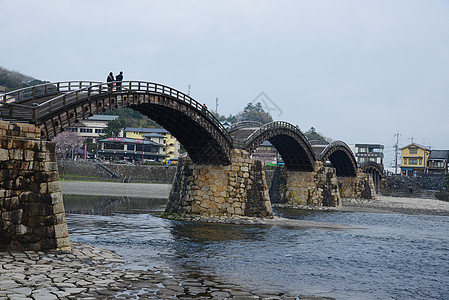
[64,195,449,299]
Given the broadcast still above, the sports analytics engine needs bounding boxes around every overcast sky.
[1,0,449,166]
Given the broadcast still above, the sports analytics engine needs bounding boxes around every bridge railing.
[3,81,231,142]
[0,81,101,105]
[245,121,304,144]
[243,121,315,155]
[228,121,263,132]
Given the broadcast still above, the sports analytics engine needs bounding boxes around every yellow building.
[124,127,180,164]
[400,143,430,176]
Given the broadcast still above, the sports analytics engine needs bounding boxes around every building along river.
[64,194,449,299]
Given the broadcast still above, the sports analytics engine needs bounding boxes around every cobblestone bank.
[0,242,332,300]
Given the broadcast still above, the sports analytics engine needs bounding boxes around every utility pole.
[215,97,218,114]
[394,132,401,175]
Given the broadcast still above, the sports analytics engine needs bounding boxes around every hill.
[0,66,47,92]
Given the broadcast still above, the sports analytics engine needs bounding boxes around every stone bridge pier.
[166,149,273,218]
[269,163,341,207]
[0,121,70,251]
[338,170,376,199]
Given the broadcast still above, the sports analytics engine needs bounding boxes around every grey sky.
[1,0,449,167]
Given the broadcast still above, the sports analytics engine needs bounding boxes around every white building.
[349,143,384,165]
[67,115,120,143]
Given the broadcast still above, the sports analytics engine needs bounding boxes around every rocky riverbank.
[340,195,449,216]
[0,242,329,300]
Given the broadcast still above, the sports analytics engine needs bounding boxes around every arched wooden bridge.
[0,81,380,177]
[0,81,232,165]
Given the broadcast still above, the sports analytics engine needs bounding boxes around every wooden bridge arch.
[0,81,232,165]
[242,121,316,171]
[318,141,358,177]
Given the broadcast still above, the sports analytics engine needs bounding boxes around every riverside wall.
[166,149,273,218]
[58,160,177,183]
[0,121,70,252]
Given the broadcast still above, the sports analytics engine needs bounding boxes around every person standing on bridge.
[115,71,123,91]
[107,72,114,92]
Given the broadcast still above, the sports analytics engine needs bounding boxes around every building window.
[104,143,124,150]
[409,158,418,165]
[80,128,93,133]
[359,148,367,153]
[409,148,418,154]
[95,129,104,134]
[127,144,135,151]
[403,158,407,164]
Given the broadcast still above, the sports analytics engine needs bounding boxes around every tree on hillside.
[0,66,47,91]
[304,127,332,145]
[235,102,273,124]
[102,118,126,138]
[52,131,85,159]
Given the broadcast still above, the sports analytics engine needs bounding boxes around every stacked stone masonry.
[167,149,273,218]
[0,121,70,252]
[339,170,376,200]
[270,163,341,207]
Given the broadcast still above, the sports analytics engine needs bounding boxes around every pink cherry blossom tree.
[52,131,85,160]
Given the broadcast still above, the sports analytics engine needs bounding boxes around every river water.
[64,195,449,299]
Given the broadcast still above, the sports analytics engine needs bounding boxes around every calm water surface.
[64,195,449,300]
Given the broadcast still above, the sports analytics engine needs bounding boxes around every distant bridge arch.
[243,121,316,171]
[360,161,385,191]
[0,81,232,165]
[318,141,358,177]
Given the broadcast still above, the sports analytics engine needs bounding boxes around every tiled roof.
[88,115,119,121]
[124,127,169,134]
[429,150,449,160]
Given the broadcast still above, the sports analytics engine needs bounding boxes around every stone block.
[1,211,12,221]
[54,223,69,238]
[4,196,19,210]
[38,182,48,194]
[9,224,28,235]
[10,149,24,161]
[53,213,67,225]
[0,149,8,161]
[50,192,63,204]
[56,236,71,251]
[14,176,33,191]
[10,209,23,224]
[48,181,61,193]
[52,203,65,215]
